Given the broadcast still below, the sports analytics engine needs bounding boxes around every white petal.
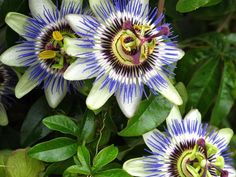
[157,43,185,64]
[127,0,149,21]
[5,12,30,38]
[62,0,82,8]
[89,0,114,23]
[123,157,152,176]
[156,72,183,105]
[218,128,233,146]
[86,75,115,110]
[64,37,93,57]
[116,87,142,118]
[166,105,182,128]
[44,80,67,108]
[226,165,236,177]
[15,69,39,98]
[0,44,27,66]
[140,0,149,15]
[65,14,98,37]
[184,109,201,123]
[29,0,56,21]
[64,60,96,81]
[0,103,8,126]
[143,128,166,153]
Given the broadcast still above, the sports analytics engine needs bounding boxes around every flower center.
[177,138,228,177]
[112,21,157,65]
[38,29,76,72]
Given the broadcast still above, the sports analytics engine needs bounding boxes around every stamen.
[134,25,151,36]
[38,50,56,60]
[53,31,64,41]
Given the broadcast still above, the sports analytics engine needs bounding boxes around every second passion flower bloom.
[0,0,84,108]
[64,0,185,117]
[0,63,17,126]
[123,107,236,177]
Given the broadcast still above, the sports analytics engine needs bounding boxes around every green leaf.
[44,159,74,176]
[94,169,132,177]
[176,0,210,13]
[20,97,52,146]
[93,145,118,171]
[203,0,222,7]
[76,145,91,173]
[43,115,79,137]
[187,58,220,117]
[5,149,44,177]
[119,95,173,136]
[210,61,236,126]
[191,0,235,20]
[65,165,90,175]
[28,137,78,162]
[0,150,12,177]
[79,110,96,142]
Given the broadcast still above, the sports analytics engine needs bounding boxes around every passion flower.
[0,63,17,126]
[64,0,184,117]
[0,0,83,108]
[123,107,236,177]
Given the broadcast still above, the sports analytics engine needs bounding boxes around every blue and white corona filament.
[0,63,17,126]
[0,0,83,108]
[64,0,184,117]
[123,107,236,177]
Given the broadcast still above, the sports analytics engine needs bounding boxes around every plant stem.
[216,14,233,32]
[158,0,165,18]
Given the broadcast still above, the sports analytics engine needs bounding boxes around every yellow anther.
[134,25,151,31]
[52,31,63,41]
[212,156,225,169]
[38,50,56,59]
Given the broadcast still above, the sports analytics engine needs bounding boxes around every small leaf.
[187,58,220,117]
[44,159,74,176]
[5,149,44,177]
[210,61,236,126]
[119,95,173,136]
[176,0,210,13]
[79,110,96,142]
[203,0,222,7]
[93,145,118,171]
[65,165,90,175]
[28,137,77,162]
[43,115,79,137]
[94,169,132,177]
[77,145,91,173]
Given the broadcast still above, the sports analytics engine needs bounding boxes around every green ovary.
[112,24,156,66]
[177,141,225,177]
[38,30,76,70]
